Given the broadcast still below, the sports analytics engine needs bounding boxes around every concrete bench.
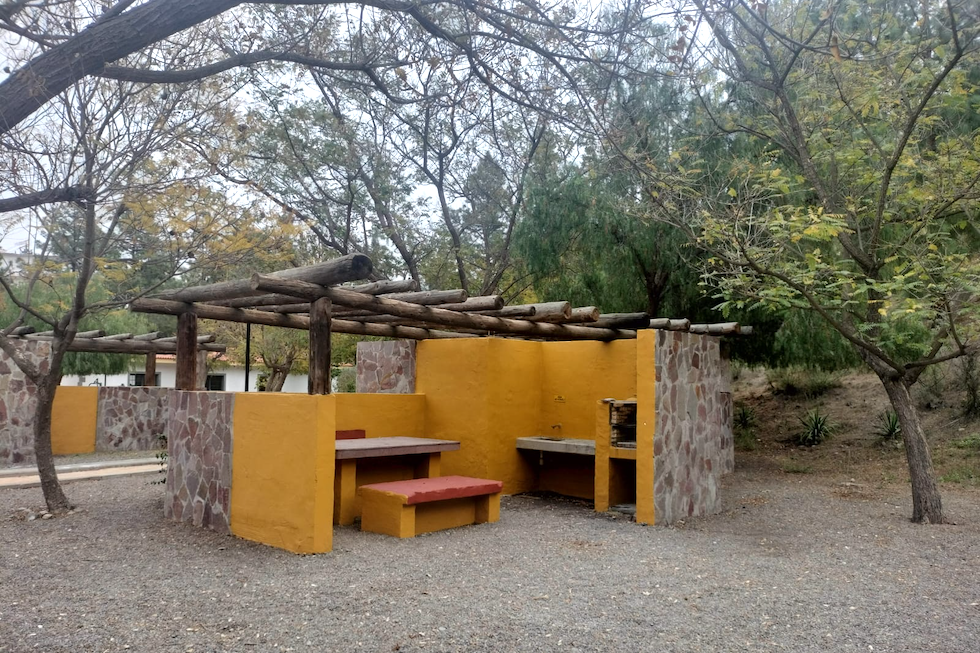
[358,475,503,538]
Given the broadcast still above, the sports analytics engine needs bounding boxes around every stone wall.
[0,341,50,466]
[356,340,416,393]
[164,391,234,534]
[653,331,732,525]
[96,386,172,451]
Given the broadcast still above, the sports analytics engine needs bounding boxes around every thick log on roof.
[593,313,651,329]
[27,329,105,339]
[423,295,504,312]
[152,253,372,304]
[94,333,133,341]
[155,334,216,344]
[209,278,418,309]
[689,322,740,335]
[648,318,692,331]
[268,289,473,316]
[129,298,474,340]
[471,305,536,318]
[250,276,634,341]
[528,306,600,323]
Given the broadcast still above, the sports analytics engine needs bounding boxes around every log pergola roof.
[127,253,750,393]
[5,327,226,354]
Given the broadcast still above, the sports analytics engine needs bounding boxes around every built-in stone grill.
[608,400,637,448]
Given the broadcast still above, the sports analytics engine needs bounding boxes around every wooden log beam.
[251,276,634,341]
[432,296,504,312]
[593,313,651,329]
[5,336,225,354]
[309,297,332,395]
[331,295,507,323]
[27,329,105,339]
[648,318,692,331]
[6,337,227,355]
[132,332,161,341]
[94,333,133,341]
[471,302,567,320]
[689,322,740,335]
[176,312,198,390]
[130,297,474,340]
[154,334,216,344]
[344,279,419,295]
[270,289,472,317]
[9,326,35,335]
[153,253,373,303]
[528,306,600,323]
[208,278,418,309]
[471,306,536,318]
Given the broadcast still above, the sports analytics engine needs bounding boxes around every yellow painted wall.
[51,387,97,455]
[416,339,493,482]
[485,339,542,493]
[230,393,335,554]
[416,338,637,497]
[334,393,425,438]
[539,340,637,439]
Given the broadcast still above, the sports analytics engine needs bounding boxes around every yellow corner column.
[635,330,656,525]
[230,393,336,554]
[52,387,98,455]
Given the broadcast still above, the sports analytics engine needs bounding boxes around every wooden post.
[309,297,332,394]
[176,311,198,390]
[144,353,157,386]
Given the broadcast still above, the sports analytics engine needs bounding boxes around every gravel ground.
[1,472,978,653]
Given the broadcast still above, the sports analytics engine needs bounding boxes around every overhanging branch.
[0,186,96,214]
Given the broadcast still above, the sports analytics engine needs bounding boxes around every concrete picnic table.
[333,437,461,525]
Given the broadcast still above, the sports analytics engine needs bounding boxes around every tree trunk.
[264,367,289,392]
[33,377,72,513]
[880,376,945,524]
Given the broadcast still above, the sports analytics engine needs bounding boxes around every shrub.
[734,403,757,430]
[874,410,902,441]
[730,359,746,382]
[767,366,841,398]
[334,367,357,393]
[796,409,837,446]
[732,402,758,451]
[959,353,980,418]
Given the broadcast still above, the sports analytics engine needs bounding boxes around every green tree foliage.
[682,0,980,523]
[517,170,707,316]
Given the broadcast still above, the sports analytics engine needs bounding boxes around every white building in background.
[1,251,37,276]
[59,354,311,393]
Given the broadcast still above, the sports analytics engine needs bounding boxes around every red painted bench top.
[336,429,366,440]
[359,475,503,505]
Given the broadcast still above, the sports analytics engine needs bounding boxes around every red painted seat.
[357,475,504,538]
[336,429,366,440]
[360,475,503,505]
